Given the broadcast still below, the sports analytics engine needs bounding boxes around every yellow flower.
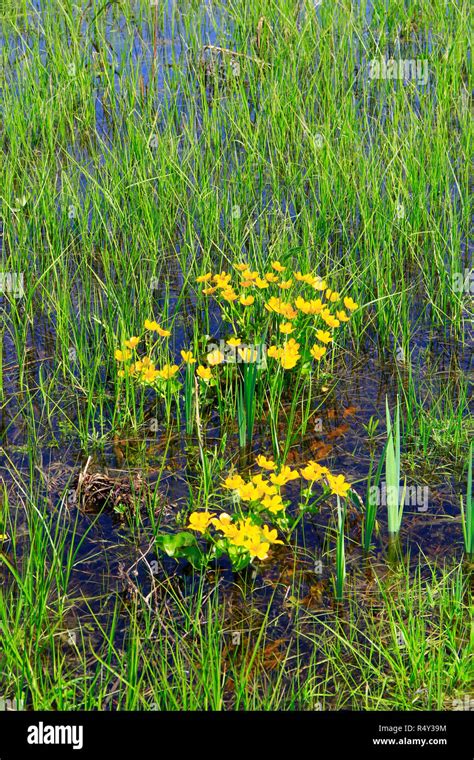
[234,262,248,272]
[309,299,324,315]
[180,350,196,364]
[256,455,277,470]
[261,525,284,545]
[211,512,232,528]
[336,309,350,322]
[141,357,153,367]
[251,474,277,496]
[279,321,295,335]
[240,279,255,288]
[315,330,333,344]
[262,494,285,513]
[246,539,270,560]
[202,286,217,295]
[226,337,241,347]
[196,273,212,283]
[327,473,351,498]
[282,304,298,320]
[187,511,216,533]
[213,271,231,287]
[279,279,293,289]
[223,474,245,490]
[267,345,282,359]
[242,269,259,281]
[238,346,258,363]
[142,368,159,382]
[124,336,140,349]
[325,289,340,303]
[144,319,160,331]
[343,296,358,312]
[280,352,300,370]
[211,514,239,539]
[312,277,327,291]
[158,364,179,380]
[271,261,285,273]
[115,349,132,361]
[310,344,327,361]
[221,288,238,302]
[295,296,310,314]
[240,295,255,306]
[238,482,261,502]
[265,272,279,283]
[321,312,340,329]
[270,466,299,486]
[197,365,212,381]
[255,277,269,289]
[144,320,170,337]
[207,349,225,366]
[301,462,329,481]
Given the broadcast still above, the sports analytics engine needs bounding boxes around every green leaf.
[155,531,198,557]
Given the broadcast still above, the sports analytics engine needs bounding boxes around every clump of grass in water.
[460,442,473,556]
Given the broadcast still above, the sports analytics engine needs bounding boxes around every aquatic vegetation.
[1,0,471,722]
[155,457,352,582]
[114,269,359,449]
[385,396,406,536]
[460,443,473,555]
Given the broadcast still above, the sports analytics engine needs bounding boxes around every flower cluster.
[187,510,282,561]
[197,262,359,372]
[114,320,213,386]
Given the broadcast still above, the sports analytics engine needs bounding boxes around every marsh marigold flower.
[327,473,351,498]
[115,349,132,361]
[271,261,285,273]
[124,336,140,349]
[223,473,245,490]
[315,330,333,344]
[226,337,241,347]
[262,494,285,513]
[240,295,255,306]
[187,511,216,533]
[270,466,300,486]
[261,525,284,545]
[246,539,270,561]
[158,364,179,380]
[197,365,212,381]
[256,455,277,470]
[180,350,196,364]
[343,296,358,312]
[310,344,327,361]
[196,273,212,283]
